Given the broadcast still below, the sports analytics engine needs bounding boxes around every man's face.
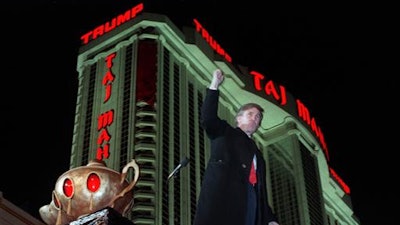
[237,107,262,135]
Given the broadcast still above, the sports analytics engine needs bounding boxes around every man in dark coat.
[193,69,279,225]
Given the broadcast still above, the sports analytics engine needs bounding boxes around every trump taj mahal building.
[2,2,360,225]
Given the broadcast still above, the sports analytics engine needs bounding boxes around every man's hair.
[236,103,264,122]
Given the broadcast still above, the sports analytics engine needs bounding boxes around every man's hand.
[209,69,224,90]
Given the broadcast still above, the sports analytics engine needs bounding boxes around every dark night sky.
[0,1,395,224]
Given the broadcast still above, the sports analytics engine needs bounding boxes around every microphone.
[168,157,190,181]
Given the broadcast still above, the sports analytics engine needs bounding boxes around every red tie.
[249,160,257,186]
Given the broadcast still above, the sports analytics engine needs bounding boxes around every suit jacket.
[193,89,277,225]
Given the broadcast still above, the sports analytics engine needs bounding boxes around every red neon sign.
[330,168,350,194]
[193,19,232,63]
[80,3,144,45]
[249,70,351,193]
[249,70,328,159]
[96,52,117,160]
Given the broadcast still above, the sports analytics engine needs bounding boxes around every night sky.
[1,1,395,224]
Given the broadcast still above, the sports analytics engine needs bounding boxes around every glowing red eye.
[87,173,100,192]
[63,178,74,198]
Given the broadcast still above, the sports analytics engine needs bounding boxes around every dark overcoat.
[193,89,277,225]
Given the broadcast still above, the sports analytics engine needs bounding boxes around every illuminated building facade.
[68,3,360,225]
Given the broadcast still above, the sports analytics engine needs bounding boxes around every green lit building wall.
[69,9,360,225]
